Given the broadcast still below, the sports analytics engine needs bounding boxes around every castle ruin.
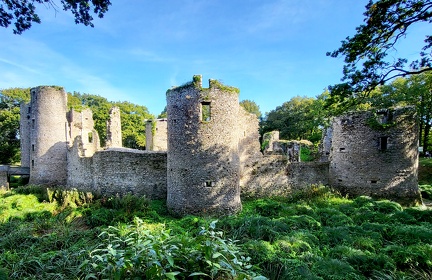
[19,76,422,216]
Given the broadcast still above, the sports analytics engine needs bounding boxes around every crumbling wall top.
[166,75,240,95]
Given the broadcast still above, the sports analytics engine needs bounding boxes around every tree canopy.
[239,99,262,119]
[0,88,30,164]
[260,94,327,143]
[327,0,432,109]
[0,0,111,34]
[68,92,153,149]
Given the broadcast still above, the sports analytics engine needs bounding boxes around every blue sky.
[0,0,427,116]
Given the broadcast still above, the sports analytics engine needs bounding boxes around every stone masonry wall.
[68,109,100,156]
[67,136,94,190]
[67,138,167,199]
[329,107,421,205]
[145,119,168,151]
[106,107,122,148]
[28,86,68,186]
[238,107,263,186]
[241,156,329,198]
[20,103,31,168]
[166,75,242,215]
[319,126,332,162]
[0,166,8,190]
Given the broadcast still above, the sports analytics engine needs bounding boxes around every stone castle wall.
[145,119,168,151]
[20,103,31,168]
[28,87,68,186]
[67,108,100,157]
[67,140,167,199]
[106,107,122,148]
[166,76,242,215]
[241,156,329,198]
[329,107,421,205]
[238,107,263,186]
[0,166,8,190]
[21,83,421,210]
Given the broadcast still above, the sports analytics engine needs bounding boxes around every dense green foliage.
[70,92,154,149]
[0,88,30,164]
[1,183,431,279]
[419,158,432,186]
[240,100,262,119]
[327,0,432,102]
[260,94,327,143]
[0,0,112,34]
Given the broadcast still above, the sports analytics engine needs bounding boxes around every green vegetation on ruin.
[166,76,240,96]
[365,111,397,131]
[208,79,240,95]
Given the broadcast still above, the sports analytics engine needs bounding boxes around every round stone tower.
[28,86,68,185]
[166,75,242,216]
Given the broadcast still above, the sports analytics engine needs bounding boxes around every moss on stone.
[209,79,240,94]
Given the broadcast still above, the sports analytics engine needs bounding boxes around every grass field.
[1,160,432,279]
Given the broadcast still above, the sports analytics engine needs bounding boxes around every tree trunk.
[424,123,431,153]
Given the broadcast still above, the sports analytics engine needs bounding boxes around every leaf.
[212,252,223,259]
[189,272,210,277]
[167,255,174,267]
[164,271,180,280]
[252,276,269,280]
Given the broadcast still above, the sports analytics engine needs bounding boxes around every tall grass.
[1,184,431,279]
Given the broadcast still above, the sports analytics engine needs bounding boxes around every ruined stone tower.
[145,118,168,151]
[22,86,68,185]
[166,75,242,215]
[328,107,421,205]
[106,107,122,148]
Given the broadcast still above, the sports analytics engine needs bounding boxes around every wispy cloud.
[0,32,127,101]
[0,57,40,74]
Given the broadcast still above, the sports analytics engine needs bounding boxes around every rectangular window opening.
[32,119,35,129]
[88,132,93,143]
[204,180,215,187]
[32,144,35,152]
[201,102,211,122]
[379,136,388,150]
[31,160,34,168]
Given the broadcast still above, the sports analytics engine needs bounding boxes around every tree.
[68,92,154,149]
[0,0,111,34]
[327,0,432,109]
[114,101,152,149]
[0,88,30,164]
[158,106,167,119]
[239,99,262,119]
[260,95,326,143]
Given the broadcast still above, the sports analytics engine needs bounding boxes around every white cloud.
[0,32,128,101]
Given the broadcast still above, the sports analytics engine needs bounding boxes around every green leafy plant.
[82,218,264,279]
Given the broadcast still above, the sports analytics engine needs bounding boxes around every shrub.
[312,258,364,280]
[316,208,353,227]
[384,244,432,270]
[419,185,432,199]
[387,225,432,245]
[81,218,264,279]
